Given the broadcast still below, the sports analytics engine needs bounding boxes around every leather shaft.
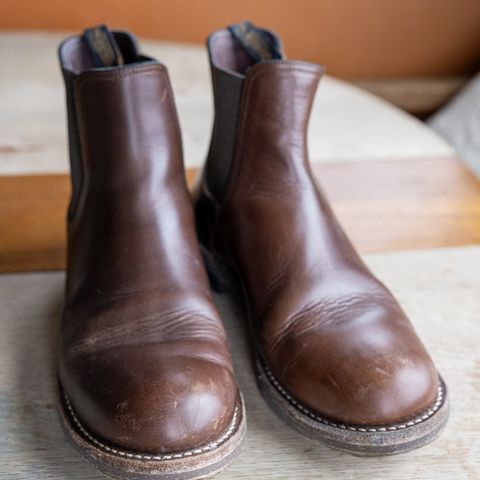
[196,29,440,427]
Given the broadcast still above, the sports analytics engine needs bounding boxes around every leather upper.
[59,32,238,453]
[195,26,440,427]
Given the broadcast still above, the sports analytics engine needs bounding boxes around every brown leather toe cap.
[60,341,237,453]
[264,301,439,426]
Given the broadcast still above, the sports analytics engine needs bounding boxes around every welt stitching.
[262,363,445,433]
[63,391,240,460]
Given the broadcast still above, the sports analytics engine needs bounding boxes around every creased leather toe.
[61,335,237,453]
[264,302,439,426]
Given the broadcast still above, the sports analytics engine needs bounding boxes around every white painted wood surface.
[0,32,454,176]
[1,246,479,479]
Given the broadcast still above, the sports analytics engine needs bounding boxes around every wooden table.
[2,158,480,273]
[0,32,479,480]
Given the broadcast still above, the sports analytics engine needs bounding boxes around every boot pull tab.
[228,21,283,63]
[82,25,124,68]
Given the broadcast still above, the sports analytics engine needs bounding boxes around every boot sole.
[256,358,449,456]
[57,382,246,480]
[202,245,449,456]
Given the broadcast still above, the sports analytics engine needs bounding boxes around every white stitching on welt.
[63,391,239,460]
[262,364,444,432]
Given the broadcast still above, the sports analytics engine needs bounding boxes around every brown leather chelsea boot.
[194,21,448,456]
[57,26,245,479]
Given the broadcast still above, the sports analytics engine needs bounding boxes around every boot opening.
[209,21,284,75]
[59,25,145,74]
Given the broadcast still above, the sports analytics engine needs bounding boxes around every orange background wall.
[1,0,480,78]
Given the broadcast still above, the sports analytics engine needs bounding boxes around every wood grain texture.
[312,157,480,252]
[0,246,479,479]
[1,157,480,273]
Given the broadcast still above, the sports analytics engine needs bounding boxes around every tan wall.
[1,0,480,78]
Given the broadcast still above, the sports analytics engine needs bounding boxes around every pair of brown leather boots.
[57,22,448,480]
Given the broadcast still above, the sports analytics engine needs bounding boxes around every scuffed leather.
[59,37,238,453]
[196,46,440,426]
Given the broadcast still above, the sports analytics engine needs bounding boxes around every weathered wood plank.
[0,246,479,478]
